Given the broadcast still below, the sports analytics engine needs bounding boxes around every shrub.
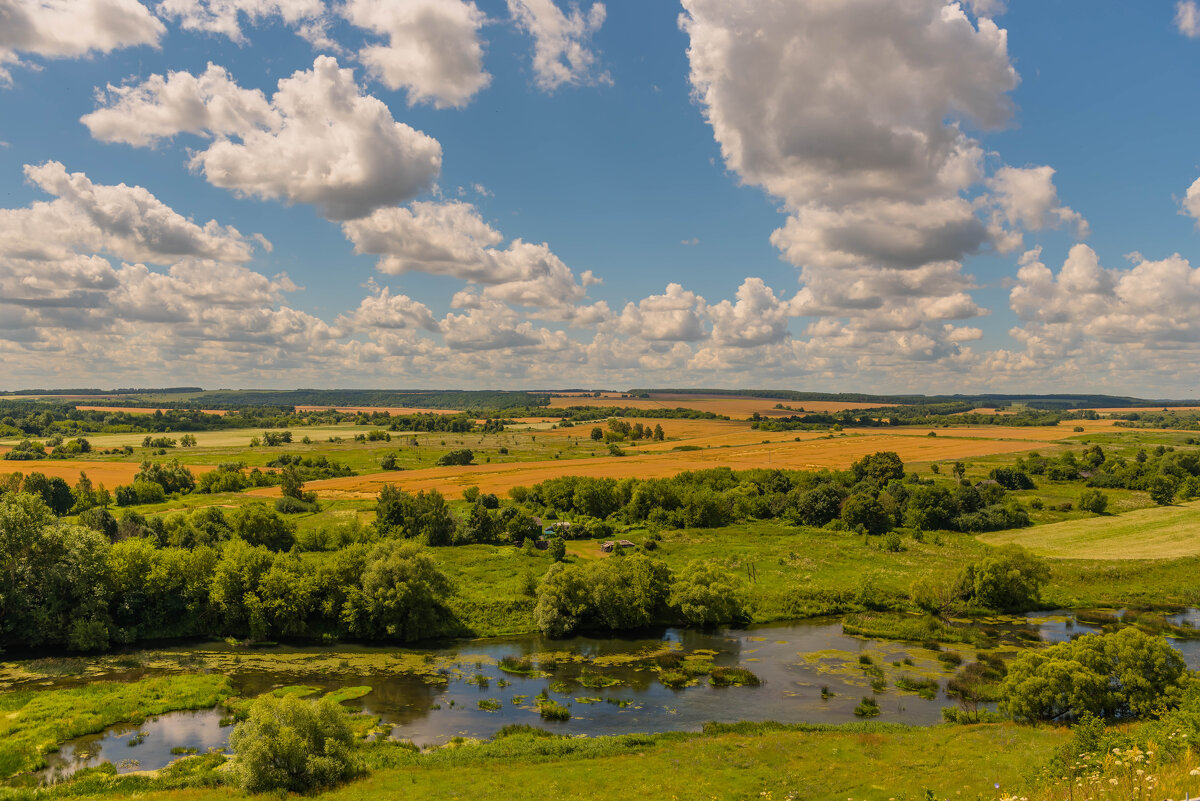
[669,560,752,626]
[229,695,361,794]
[708,667,760,687]
[1078,488,1109,514]
[275,495,318,514]
[437,449,474,467]
[952,545,1048,612]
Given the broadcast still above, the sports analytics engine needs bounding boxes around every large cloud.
[507,0,608,91]
[84,56,443,220]
[343,0,490,108]
[0,0,164,83]
[343,200,591,308]
[678,0,1084,368]
[82,63,277,146]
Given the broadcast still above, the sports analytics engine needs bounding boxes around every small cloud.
[473,183,492,197]
[0,141,9,148]
[680,237,699,246]
[1176,1,1200,37]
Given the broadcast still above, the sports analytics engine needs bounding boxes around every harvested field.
[980,500,1200,560]
[292,402,465,417]
[75,405,228,416]
[864,421,1120,441]
[545,394,888,418]
[253,431,1041,500]
[0,459,216,486]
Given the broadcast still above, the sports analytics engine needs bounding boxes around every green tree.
[549,536,566,562]
[1078,489,1109,514]
[230,503,295,552]
[851,452,905,484]
[669,561,751,626]
[341,541,451,640]
[953,546,1049,612]
[841,493,891,535]
[1148,474,1178,505]
[229,695,361,794]
[590,426,604,441]
[1000,628,1187,722]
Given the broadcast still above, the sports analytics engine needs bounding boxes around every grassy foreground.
[6,723,1066,801]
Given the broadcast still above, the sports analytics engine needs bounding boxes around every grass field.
[980,500,1200,559]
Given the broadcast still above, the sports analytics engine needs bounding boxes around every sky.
[3,0,1200,396]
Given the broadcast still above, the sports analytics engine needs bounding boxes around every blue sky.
[2,0,1200,395]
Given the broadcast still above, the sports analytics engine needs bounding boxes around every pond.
[35,609,1200,781]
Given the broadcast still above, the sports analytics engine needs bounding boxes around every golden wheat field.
[248,430,1050,500]
[0,459,217,486]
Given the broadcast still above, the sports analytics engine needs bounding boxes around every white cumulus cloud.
[343,0,490,108]
[507,0,608,91]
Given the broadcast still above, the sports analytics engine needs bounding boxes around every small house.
[600,541,615,553]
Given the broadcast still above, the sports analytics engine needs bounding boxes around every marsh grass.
[708,667,761,687]
[0,674,231,777]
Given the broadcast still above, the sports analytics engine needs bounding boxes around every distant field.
[980,500,1200,559]
[294,405,465,415]
[546,393,887,418]
[0,459,217,486]
[252,431,1044,500]
[75,405,229,415]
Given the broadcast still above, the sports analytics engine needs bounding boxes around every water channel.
[33,610,1200,780]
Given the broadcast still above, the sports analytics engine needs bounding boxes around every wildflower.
[1191,768,1200,776]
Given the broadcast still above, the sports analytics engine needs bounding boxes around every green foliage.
[376,486,458,545]
[229,694,362,794]
[851,451,905,484]
[953,545,1049,612]
[669,560,751,626]
[841,493,891,535]
[534,554,671,636]
[437,449,475,466]
[1000,628,1189,722]
[341,540,453,641]
[1078,488,1109,514]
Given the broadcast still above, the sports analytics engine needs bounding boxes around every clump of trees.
[229,695,362,794]
[533,555,751,637]
[1000,628,1189,722]
[1019,444,1200,505]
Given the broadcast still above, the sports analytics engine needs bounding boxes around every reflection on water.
[40,709,228,782]
[37,609,1200,781]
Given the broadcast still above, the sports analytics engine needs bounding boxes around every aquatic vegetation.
[658,670,691,689]
[477,698,502,712]
[854,697,881,717]
[579,669,621,689]
[537,701,572,721]
[0,674,232,777]
[894,676,939,699]
[708,667,761,687]
[497,655,536,675]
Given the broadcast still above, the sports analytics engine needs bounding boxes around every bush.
[229,695,361,794]
[275,495,318,514]
[669,560,751,626]
[437,449,474,467]
[952,545,1048,612]
[1078,488,1109,514]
